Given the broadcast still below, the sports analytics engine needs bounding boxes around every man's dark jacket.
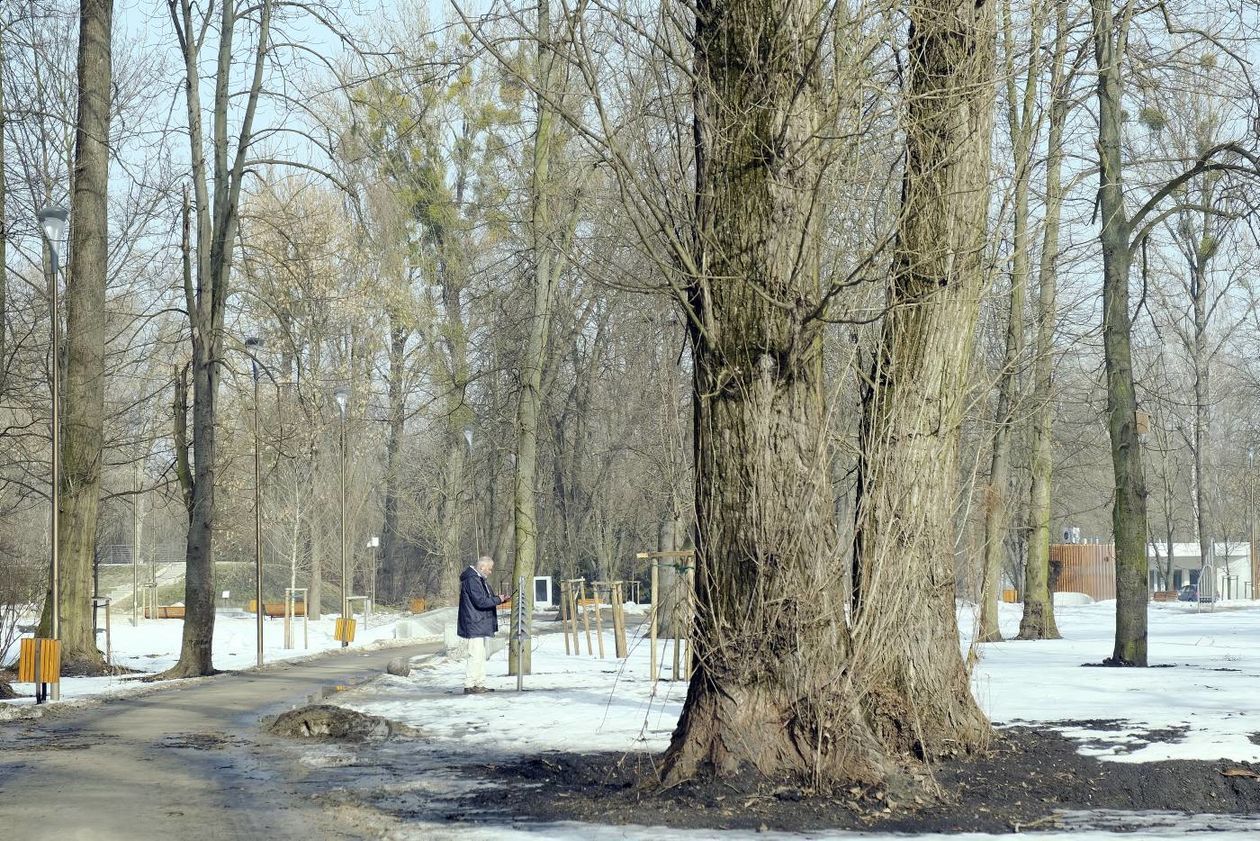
[457,566,501,638]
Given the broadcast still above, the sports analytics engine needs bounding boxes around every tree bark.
[852,0,996,759]
[0,29,7,390]
[164,0,272,678]
[661,0,893,787]
[1091,0,1148,666]
[978,0,1042,644]
[38,0,114,675]
[1018,0,1068,642]
[378,324,407,605]
[509,0,563,677]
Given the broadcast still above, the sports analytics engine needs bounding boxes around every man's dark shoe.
[463,687,484,695]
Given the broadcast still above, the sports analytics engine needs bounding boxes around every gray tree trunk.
[165,0,272,678]
[38,0,114,675]
[978,0,1043,644]
[1091,0,1149,666]
[378,325,407,605]
[509,0,563,676]
[1018,0,1069,641]
[851,0,996,762]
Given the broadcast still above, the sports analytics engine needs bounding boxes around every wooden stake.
[593,584,606,658]
[612,582,628,658]
[560,580,571,655]
[570,581,581,655]
[684,561,696,680]
[650,561,659,682]
[579,579,594,655]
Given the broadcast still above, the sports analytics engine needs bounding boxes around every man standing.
[458,556,509,694]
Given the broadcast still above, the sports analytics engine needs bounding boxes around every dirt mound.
[264,704,420,742]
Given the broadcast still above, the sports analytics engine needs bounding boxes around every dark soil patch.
[459,727,1260,834]
[1250,733,1260,746]
[263,704,421,742]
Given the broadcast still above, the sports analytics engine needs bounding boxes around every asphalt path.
[0,640,442,840]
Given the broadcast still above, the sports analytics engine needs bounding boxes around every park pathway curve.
[0,640,441,840]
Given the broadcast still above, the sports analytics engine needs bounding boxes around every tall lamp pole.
[38,205,68,701]
[247,337,265,667]
[334,385,350,646]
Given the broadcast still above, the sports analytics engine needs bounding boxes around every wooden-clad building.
[1049,543,1116,602]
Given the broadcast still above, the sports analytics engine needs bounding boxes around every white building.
[1147,542,1255,599]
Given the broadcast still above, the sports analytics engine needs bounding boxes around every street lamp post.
[334,385,350,646]
[367,535,380,614]
[247,337,265,667]
[38,205,67,702]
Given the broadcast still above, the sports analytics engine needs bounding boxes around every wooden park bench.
[247,600,306,618]
[144,605,185,619]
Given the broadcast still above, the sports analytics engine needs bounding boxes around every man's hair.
[475,555,494,571]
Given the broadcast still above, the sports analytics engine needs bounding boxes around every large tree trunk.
[661,0,889,787]
[1092,0,1148,666]
[851,0,995,759]
[1018,0,1068,641]
[37,0,114,675]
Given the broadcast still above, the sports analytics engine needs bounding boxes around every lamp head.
[37,205,69,252]
[333,385,350,415]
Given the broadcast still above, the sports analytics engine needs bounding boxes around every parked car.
[1177,584,1220,603]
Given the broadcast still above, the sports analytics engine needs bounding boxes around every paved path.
[0,641,441,839]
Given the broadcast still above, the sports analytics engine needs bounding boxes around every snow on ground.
[340,598,1260,766]
[1,607,438,714]
[961,599,1260,764]
[337,624,687,755]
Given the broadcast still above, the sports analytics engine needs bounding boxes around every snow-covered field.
[1,607,441,714]
[338,623,687,755]
[964,599,1260,764]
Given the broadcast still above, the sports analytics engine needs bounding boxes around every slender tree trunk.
[165,0,272,678]
[978,0,1042,643]
[40,0,114,675]
[0,29,7,389]
[438,440,466,603]
[851,0,996,758]
[1092,0,1148,666]
[378,325,406,604]
[1018,0,1068,641]
[509,0,562,677]
[307,513,322,620]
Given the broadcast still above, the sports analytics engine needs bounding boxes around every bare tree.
[1018,0,1074,642]
[162,0,272,677]
[34,0,113,674]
